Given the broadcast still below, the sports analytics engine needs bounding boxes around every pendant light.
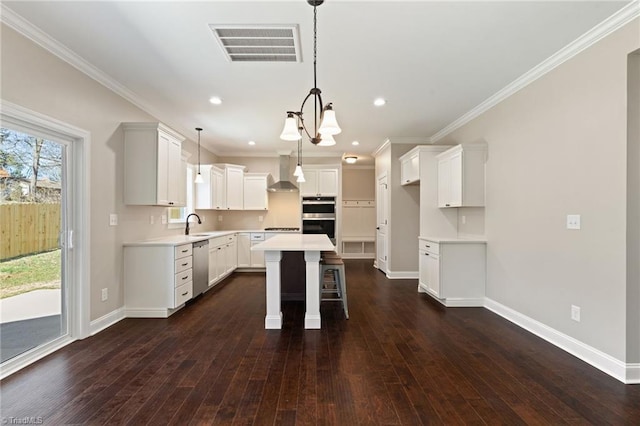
[194,127,204,183]
[295,120,305,182]
[280,0,341,146]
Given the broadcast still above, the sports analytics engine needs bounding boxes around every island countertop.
[251,234,335,252]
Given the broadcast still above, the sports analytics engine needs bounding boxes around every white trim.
[89,307,126,336]
[484,297,637,384]
[0,335,74,380]
[371,139,391,158]
[430,2,640,143]
[386,270,419,279]
[125,307,182,318]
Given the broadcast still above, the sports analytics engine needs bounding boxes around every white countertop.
[419,236,487,243]
[124,229,300,247]
[251,234,335,252]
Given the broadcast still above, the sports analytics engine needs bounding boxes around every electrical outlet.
[461,215,466,225]
[201,216,205,223]
[258,215,264,222]
[101,288,108,302]
[571,305,581,322]
[218,215,223,222]
[109,213,118,226]
[567,214,581,230]
[161,215,167,224]
[149,215,155,225]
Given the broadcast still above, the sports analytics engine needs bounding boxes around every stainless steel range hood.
[267,155,299,192]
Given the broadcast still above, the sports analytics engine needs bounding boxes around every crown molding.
[371,138,391,157]
[430,1,640,143]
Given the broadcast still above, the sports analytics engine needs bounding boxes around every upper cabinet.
[243,173,273,210]
[300,168,339,196]
[436,143,486,208]
[399,148,420,185]
[123,122,186,206]
[195,164,246,210]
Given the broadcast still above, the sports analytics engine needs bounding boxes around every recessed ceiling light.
[209,96,223,105]
[352,141,359,146]
[248,140,256,145]
[373,98,386,107]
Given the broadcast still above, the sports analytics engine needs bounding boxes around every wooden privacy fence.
[0,203,61,260]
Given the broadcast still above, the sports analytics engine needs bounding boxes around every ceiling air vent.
[210,25,301,62]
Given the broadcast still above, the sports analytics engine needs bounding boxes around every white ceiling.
[2,1,631,163]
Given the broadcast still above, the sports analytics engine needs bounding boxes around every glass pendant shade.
[280,115,302,141]
[318,108,341,136]
[296,173,306,183]
[317,133,336,147]
[293,164,303,177]
[194,172,204,183]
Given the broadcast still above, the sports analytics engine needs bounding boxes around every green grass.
[0,249,61,299]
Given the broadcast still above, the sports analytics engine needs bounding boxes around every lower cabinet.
[124,243,194,317]
[209,234,237,287]
[418,238,486,307]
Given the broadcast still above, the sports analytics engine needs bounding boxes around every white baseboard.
[125,308,171,318]
[444,297,485,307]
[484,298,637,384]
[90,307,126,335]
[386,270,418,279]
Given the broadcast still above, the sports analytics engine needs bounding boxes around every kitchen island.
[251,234,335,329]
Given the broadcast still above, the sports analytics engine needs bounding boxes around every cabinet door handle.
[424,252,429,256]
[181,291,188,296]
[218,247,221,250]
[406,179,410,183]
[445,204,450,207]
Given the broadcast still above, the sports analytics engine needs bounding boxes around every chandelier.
[280,0,341,146]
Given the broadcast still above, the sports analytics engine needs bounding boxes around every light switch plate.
[567,214,581,230]
[161,215,167,224]
[571,305,581,322]
[109,213,118,226]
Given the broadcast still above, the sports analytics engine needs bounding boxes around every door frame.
[0,100,91,379]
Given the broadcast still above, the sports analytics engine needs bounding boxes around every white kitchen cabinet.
[436,143,486,208]
[195,164,246,210]
[399,148,420,185]
[124,243,193,317]
[299,168,339,196]
[195,165,225,210]
[250,233,266,267]
[209,235,237,286]
[243,173,272,210]
[237,233,251,267]
[123,122,186,206]
[225,234,237,273]
[417,238,485,306]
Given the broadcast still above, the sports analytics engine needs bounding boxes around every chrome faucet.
[185,213,201,235]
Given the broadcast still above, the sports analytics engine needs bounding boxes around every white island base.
[252,234,335,329]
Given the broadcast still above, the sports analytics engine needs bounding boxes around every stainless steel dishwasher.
[192,239,209,296]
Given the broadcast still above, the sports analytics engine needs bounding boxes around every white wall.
[438,19,640,361]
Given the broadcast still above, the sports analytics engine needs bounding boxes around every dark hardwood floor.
[2,260,639,425]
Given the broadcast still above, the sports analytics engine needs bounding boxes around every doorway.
[376,173,389,273]
[0,101,90,379]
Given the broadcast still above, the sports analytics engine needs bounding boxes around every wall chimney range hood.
[267,155,299,192]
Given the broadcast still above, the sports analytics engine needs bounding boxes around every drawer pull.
[182,276,188,280]
[425,245,430,248]
[181,249,188,253]
[424,253,429,256]
[181,291,188,296]
[181,263,188,266]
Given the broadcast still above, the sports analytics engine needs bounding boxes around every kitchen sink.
[190,234,211,237]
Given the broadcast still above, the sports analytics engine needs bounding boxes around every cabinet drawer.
[250,233,265,241]
[175,256,192,273]
[175,244,192,259]
[174,282,193,307]
[175,269,192,287]
[420,240,440,255]
[226,234,237,243]
[209,236,226,247]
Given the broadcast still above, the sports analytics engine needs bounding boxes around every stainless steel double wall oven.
[301,196,336,243]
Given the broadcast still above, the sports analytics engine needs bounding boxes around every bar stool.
[319,256,349,319]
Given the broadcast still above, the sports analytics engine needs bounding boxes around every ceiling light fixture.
[209,96,222,105]
[344,156,357,164]
[248,140,256,145]
[194,127,204,183]
[373,98,386,107]
[280,0,341,146]
[352,140,359,146]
